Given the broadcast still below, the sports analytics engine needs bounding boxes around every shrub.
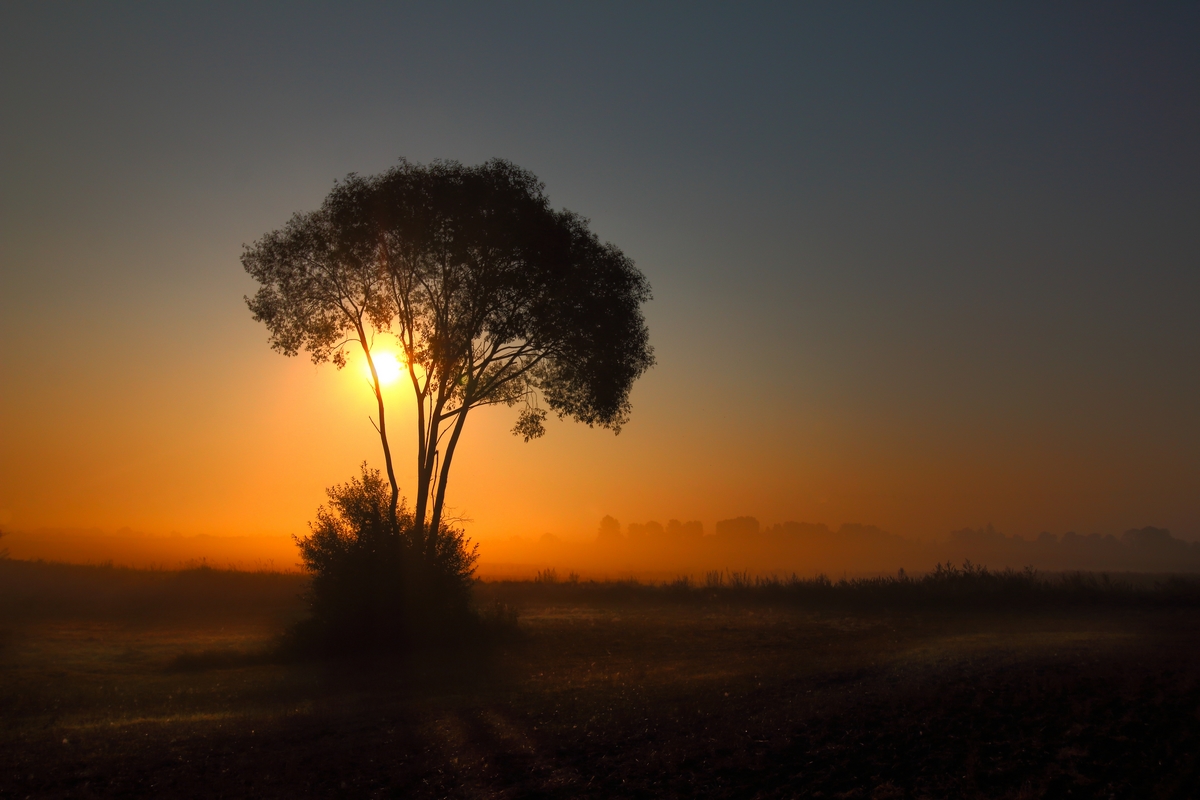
[293,465,478,652]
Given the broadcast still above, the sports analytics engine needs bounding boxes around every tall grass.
[0,558,306,624]
[478,562,1200,611]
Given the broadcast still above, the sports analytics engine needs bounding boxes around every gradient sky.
[2,2,1198,545]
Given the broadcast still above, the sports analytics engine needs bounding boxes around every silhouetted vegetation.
[287,465,481,654]
[243,158,654,542]
[477,561,1200,612]
[242,160,655,655]
[0,557,304,625]
[6,554,1198,633]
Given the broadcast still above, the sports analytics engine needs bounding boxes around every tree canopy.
[244,159,654,541]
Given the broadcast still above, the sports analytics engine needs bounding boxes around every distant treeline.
[589,516,1200,574]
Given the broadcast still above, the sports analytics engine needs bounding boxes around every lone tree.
[244,159,654,550]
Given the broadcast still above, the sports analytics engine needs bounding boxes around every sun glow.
[364,351,404,386]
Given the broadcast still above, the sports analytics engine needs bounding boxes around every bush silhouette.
[293,464,478,652]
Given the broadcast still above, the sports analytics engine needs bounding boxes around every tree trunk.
[413,438,434,537]
[414,395,446,538]
[428,404,470,546]
[357,332,400,518]
[411,387,431,538]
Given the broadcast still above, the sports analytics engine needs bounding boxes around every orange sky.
[2,331,1195,548]
[2,5,1198,553]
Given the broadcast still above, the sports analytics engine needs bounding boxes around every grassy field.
[3,561,1200,798]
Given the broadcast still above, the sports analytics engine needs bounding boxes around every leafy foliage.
[243,159,654,538]
[242,178,390,368]
[244,160,654,648]
[355,159,654,432]
[294,465,478,650]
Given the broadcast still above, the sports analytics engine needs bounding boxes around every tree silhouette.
[244,159,654,545]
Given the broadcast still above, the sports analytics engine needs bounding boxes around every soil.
[3,586,1199,798]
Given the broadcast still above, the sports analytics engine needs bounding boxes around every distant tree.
[596,515,624,544]
[627,520,665,541]
[245,159,654,548]
[666,519,704,540]
[715,516,760,539]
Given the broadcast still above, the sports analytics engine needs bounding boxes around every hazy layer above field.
[2,528,301,572]
[6,520,1200,578]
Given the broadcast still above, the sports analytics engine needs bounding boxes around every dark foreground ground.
[2,564,1200,798]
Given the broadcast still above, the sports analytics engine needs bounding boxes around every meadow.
[3,559,1200,798]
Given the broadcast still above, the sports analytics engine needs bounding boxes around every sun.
[364,351,404,385]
